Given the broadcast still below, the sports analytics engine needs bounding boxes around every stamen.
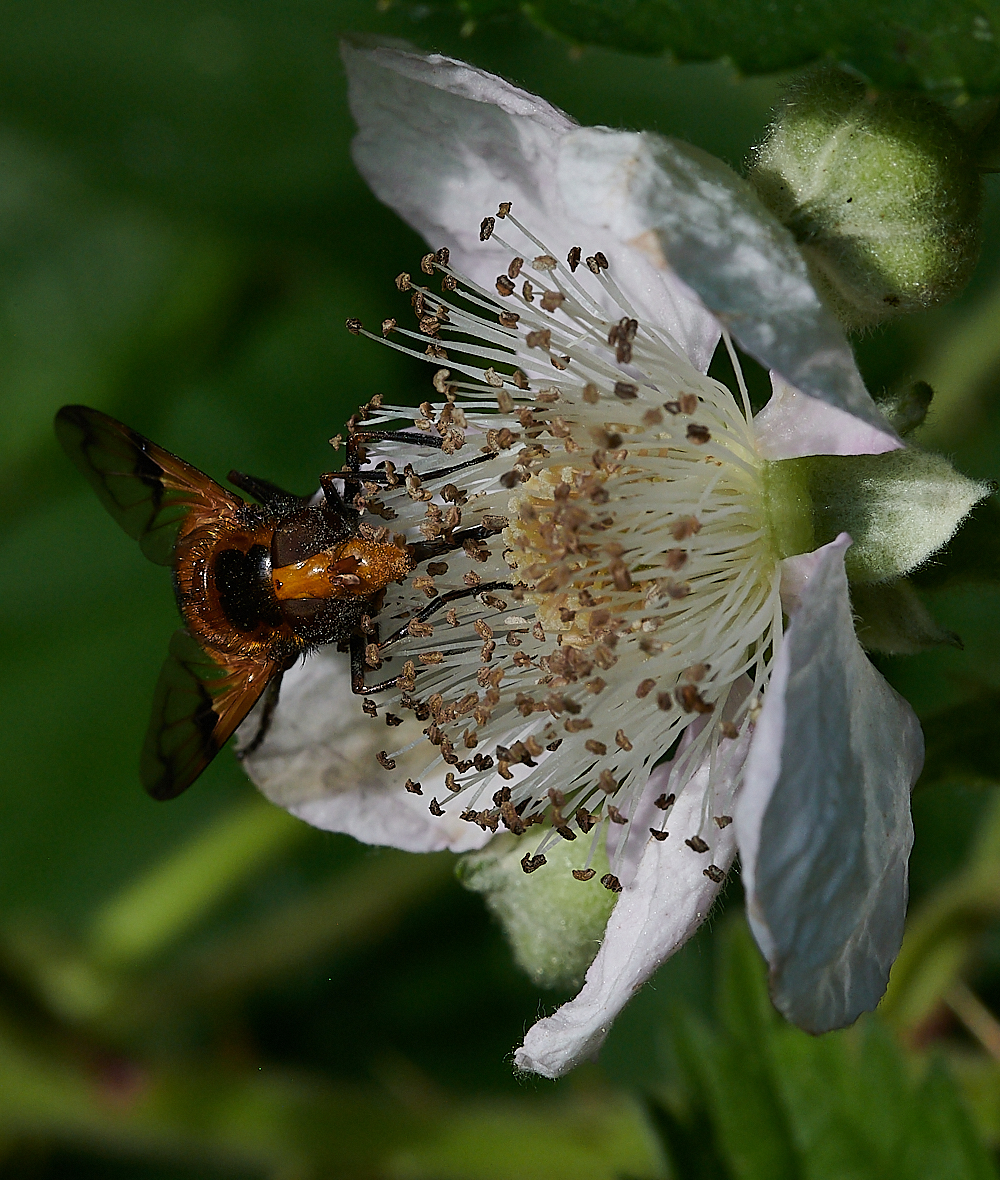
[342,204,783,869]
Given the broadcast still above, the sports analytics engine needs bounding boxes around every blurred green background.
[4,2,1000,1176]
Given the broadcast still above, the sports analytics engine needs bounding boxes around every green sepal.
[851,578,962,655]
[771,449,990,582]
[457,834,616,991]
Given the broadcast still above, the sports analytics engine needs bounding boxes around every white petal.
[558,127,897,440]
[239,647,493,854]
[514,736,747,1079]
[754,374,902,459]
[340,38,719,370]
[736,534,923,1032]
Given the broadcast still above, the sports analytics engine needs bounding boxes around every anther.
[567,246,582,272]
[480,216,496,241]
[345,318,363,335]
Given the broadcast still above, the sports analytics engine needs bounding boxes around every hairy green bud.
[457,835,616,991]
[749,67,981,329]
[770,449,990,583]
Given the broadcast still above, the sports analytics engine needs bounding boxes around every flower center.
[346,205,784,878]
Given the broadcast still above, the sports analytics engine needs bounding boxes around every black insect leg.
[407,522,507,567]
[379,581,515,650]
[324,428,499,495]
[349,623,400,696]
[237,670,285,758]
[228,470,306,511]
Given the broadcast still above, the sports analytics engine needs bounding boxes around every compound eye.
[271,506,335,566]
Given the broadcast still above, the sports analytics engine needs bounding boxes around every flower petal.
[558,127,897,442]
[239,648,493,854]
[736,534,923,1032]
[754,374,902,459]
[514,735,747,1079]
[340,38,720,370]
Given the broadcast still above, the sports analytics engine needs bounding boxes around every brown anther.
[480,216,496,241]
[484,367,504,388]
[385,713,404,727]
[676,684,715,715]
[521,853,547,874]
[687,423,712,445]
[654,793,675,811]
[425,344,448,359]
[584,739,607,755]
[564,717,593,732]
[721,721,740,740]
[381,317,397,337]
[540,290,565,312]
[715,815,733,829]
[429,797,445,816]
[704,864,726,883]
[376,751,396,770]
[609,559,632,591]
[550,355,570,370]
[598,769,618,793]
[362,697,377,718]
[608,806,627,825]
[670,516,701,541]
[345,317,363,335]
[513,369,530,390]
[586,678,607,694]
[526,328,551,351]
[657,692,673,712]
[600,873,622,893]
[575,807,598,833]
[498,310,520,328]
[614,382,638,401]
[420,252,436,275]
[636,679,656,699]
[442,274,458,292]
[650,829,669,841]
[404,778,423,794]
[665,549,688,571]
[642,408,663,427]
[474,619,494,641]
[567,246,582,272]
[533,254,558,270]
[683,664,709,682]
[497,201,511,218]
[582,382,600,404]
[496,275,515,296]
[615,729,633,751]
[586,252,609,274]
[686,835,710,854]
[395,272,411,291]
[508,256,524,279]
[572,868,596,881]
[364,643,381,669]
[679,393,699,414]
[418,651,445,665]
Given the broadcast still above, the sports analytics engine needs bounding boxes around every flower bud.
[457,835,617,991]
[749,67,981,329]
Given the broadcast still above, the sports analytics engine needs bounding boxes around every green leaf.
[463,0,1000,98]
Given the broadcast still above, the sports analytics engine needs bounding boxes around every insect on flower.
[54,404,511,800]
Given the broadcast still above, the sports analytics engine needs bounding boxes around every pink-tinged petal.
[736,534,923,1032]
[754,374,901,459]
[558,127,896,438]
[514,734,748,1079]
[340,38,720,370]
[239,648,493,854]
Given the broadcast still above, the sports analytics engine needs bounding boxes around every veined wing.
[55,404,243,566]
[141,629,279,800]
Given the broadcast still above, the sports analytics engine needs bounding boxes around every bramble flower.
[240,41,987,1079]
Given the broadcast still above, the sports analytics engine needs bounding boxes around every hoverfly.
[55,404,509,801]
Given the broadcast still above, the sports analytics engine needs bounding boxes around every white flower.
[240,40,936,1079]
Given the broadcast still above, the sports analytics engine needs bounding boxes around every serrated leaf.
[465,0,1000,98]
